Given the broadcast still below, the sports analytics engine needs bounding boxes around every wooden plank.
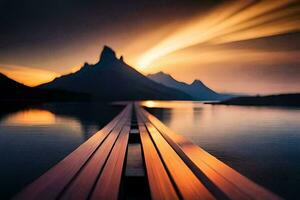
[13,104,131,200]
[136,106,215,200]
[136,108,179,200]
[90,124,131,200]
[59,106,131,200]
[139,106,282,200]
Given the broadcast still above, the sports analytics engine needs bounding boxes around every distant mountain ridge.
[210,93,300,107]
[0,73,28,90]
[148,72,232,100]
[0,73,88,102]
[1,46,236,102]
[39,46,191,101]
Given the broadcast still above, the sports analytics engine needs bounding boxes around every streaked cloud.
[137,0,300,69]
[0,0,299,94]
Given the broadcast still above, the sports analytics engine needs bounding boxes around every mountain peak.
[156,71,169,76]
[40,51,190,100]
[148,72,223,100]
[191,79,204,86]
[150,71,174,79]
[99,45,117,63]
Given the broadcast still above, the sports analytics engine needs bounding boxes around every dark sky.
[0,0,220,51]
[0,0,221,70]
[0,0,299,94]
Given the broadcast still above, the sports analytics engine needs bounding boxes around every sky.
[0,0,299,94]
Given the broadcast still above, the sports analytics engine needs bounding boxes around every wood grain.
[59,107,131,200]
[90,125,131,200]
[136,105,215,200]
[136,106,179,200]
[13,104,131,200]
[139,106,282,200]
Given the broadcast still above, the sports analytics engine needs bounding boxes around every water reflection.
[141,100,197,108]
[142,101,300,200]
[0,102,122,199]
[3,109,59,125]
[192,107,203,122]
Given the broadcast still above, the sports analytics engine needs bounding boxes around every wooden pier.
[13,103,282,200]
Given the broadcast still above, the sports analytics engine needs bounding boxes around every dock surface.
[13,103,282,200]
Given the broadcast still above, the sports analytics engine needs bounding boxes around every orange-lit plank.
[59,108,131,200]
[90,124,131,200]
[13,104,131,200]
[136,106,215,200]
[140,106,282,200]
[135,107,179,200]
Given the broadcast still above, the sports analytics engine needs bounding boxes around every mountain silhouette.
[0,73,88,102]
[40,46,191,100]
[210,93,300,107]
[0,72,29,90]
[148,71,232,100]
[0,73,33,100]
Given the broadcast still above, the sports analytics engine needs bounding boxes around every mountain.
[0,73,88,102]
[147,72,231,100]
[209,93,300,107]
[39,46,191,101]
[0,72,28,91]
[0,72,37,101]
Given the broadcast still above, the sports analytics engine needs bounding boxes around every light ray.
[137,0,300,69]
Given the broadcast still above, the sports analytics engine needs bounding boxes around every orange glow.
[2,109,83,132]
[136,0,300,69]
[0,64,57,86]
[141,100,157,108]
[147,49,300,67]
[139,47,300,94]
[1,1,299,94]
[3,110,56,125]
[140,100,196,108]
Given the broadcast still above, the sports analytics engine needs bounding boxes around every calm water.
[141,101,300,200]
[0,102,122,199]
[1,101,300,199]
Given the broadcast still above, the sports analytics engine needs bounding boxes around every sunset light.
[137,0,300,69]
[0,64,57,86]
[0,0,299,93]
[3,110,56,125]
[1,1,300,199]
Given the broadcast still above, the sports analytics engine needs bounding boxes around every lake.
[0,102,123,199]
[0,101,299,199]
